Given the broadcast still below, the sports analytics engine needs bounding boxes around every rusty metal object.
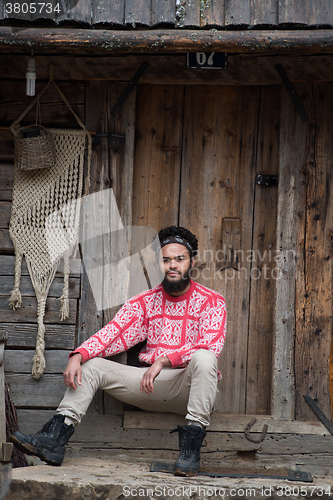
[244,417,268,443]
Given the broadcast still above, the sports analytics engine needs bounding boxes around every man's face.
[160,243,194,294]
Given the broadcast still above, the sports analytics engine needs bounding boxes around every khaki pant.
[57,349,218,428]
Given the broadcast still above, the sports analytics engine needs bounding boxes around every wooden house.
[0,0,333,464]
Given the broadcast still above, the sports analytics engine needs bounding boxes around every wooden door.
[133,84,280,415]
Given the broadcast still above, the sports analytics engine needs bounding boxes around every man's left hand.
[140,356,171,394]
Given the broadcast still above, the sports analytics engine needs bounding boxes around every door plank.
[272,83,309,420]
[179,85,260,414]
[132,84,184,230]
[295,83,333,420]
[246,86,280,415]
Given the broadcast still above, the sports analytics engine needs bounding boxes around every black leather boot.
[171,424,206,477]
[10,414,74,466]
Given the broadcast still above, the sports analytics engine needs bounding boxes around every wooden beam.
[2,54,333,85]
[123,411,328,435]
[1,28,333,55]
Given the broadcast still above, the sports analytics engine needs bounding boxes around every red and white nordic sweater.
[72,281,227,378]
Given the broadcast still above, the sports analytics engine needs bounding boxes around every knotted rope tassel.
[31,298,46,380]
[9,250,23,310]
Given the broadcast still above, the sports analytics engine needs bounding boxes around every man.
[11,226,227,477]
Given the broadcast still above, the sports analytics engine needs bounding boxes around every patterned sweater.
[72,281,227,377]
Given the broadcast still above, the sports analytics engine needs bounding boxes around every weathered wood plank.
[201,0,224,26]
[3,55,333,85]
[225,0,250,26]
[179,85,260,414]
[132,84,183,230]
[0,255,81,277]
[279,0,333,26]
[6,373,66,408]
[0,80,85,128]
[15,410,333,454]
[0,229,13,253]
[123,411,328,435]
[250,0,277,26]
[0,201,10,228]
[78,81,110,417]
[0,190,12,202]
[272,84,309,420]
[1,322,75,349]
[92,0,124,24]
[5,349,70,373]
[179,0,200,27]
[246,86,280,415]
[152,0,175,25]
[0,296,77,323]
[125,0,151,26]
[56,0,91,24]
[295,83,333,421]
[0,275,80,298]
[0,131,14,163]
[0,164,13,190]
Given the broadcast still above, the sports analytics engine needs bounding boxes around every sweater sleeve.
[70,298,148,363]
[166,296,227,368]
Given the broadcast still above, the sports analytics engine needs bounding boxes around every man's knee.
[188,349,217,372]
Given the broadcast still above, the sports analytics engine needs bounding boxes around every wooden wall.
[0,57,333,441]
[1,0,333,28]
[0,81,84,426]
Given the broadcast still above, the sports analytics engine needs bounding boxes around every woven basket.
[13,125,56,170]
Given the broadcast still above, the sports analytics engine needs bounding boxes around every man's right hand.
[63,353,83,390]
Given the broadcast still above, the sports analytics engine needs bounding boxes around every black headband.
[160,235,193,254]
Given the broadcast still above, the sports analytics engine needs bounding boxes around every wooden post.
[0,330,12,462]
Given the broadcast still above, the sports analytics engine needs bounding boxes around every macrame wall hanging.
[9,67,91,379]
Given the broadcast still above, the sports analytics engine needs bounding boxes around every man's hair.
[158,226,198,258]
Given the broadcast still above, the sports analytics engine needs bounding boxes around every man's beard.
[162,269,191,295]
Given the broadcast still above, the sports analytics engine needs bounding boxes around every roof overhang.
[1,28,333,55]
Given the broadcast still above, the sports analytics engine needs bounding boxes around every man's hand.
[140,356,171,395]
[63,353,83,390]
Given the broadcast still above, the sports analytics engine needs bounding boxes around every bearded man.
[10,226,227,477]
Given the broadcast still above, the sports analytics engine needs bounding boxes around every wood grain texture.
[132,84,184,230]
[5,349,70,373]
[178,0,200,27]
[201,0,224,26]
[92,0,124,25]
[6,373,65,408]
[278,0,333,26]
[0,79,85,128]
[4,55,333,85]
[56,0,91,24]
[295,83,333,421]
[123,411,328,434]
[271,83,309,420]
[0,275,80,298]
[0,255,81,277]
[3,29,333,55]
[1,322,75,349]
[179,85,260,414]
[250,0,277,26]
[125,0,151,26]
[0,296,77,323]
[225,0,250,26]
[152,0,175,25]
[246,86,280,415]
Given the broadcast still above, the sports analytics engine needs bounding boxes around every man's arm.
[140,356,171,394]
[63,353,83,390]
